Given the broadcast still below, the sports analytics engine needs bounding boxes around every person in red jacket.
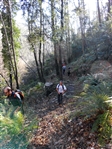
[62,63,66,75]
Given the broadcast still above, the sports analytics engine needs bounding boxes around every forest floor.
[27,76,112,149]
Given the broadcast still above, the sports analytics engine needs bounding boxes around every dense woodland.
[0,0,112,149]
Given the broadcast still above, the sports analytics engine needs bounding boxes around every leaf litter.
[27,78,112,149]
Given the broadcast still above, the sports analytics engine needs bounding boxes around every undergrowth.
[75,75,112,145]
[0,98,38,149]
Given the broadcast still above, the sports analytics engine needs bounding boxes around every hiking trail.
[27,77,111,149]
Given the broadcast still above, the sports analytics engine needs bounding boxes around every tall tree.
[21,0,45,82]
[97,0,101,24]
[51,0,59,76]
[64,0,71,63]
[38,0,45,82]
[59,0,64,80]
[77,0,86,55]
[106,0,112,21]
[42,15,45,66]
[1,0,20,88]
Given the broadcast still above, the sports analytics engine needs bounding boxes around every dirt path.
[27,78,86,148]
[27,78,80,148]
[27,78,111,149]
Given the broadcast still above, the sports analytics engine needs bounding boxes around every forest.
[0,0,112,149]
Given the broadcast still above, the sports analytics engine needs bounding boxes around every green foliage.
[71,34,83,60]
[12,19,21,57]
[1,14,21,90]
[77,76,112,145]
[44,54,55,76]
[92,111,112,145]
[28,82,44,93]
[21,81,45,103]
[86,19,112,59]
[0,99,38,149]
[2,15,21,67]
[0,77,6,97]
[36,82,45,91]
[27,33,37,45]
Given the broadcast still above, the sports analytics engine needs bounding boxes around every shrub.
[0,99,38,149]
[78,76,112,145]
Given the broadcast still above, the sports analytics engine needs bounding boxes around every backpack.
[57,84,65,91]
[15,89,24,101]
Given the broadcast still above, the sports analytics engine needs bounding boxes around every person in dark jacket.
[4,86,24,117]
[67,67,71,76]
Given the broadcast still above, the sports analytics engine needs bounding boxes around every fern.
[76,77,112,145]
[92,111,112,145]
[0,100,38,149]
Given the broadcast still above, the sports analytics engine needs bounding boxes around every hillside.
[0,0,112,148]
[1,48,112,149]
[26,59,112,149]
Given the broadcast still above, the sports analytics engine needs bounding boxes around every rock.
[45,82,53,87]
[44,82,54,97]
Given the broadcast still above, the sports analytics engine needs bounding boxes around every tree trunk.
[39,0,45,83]
[67,23,71,63]
[97,0,101,24]
[43,16,45,66]
[59,0,64,80]
[54,44,59,75]
[78,0,86,56]
[28,1,42,81]
[1,0,19,89]
[51,0,59,76]
[64,0,71,63]
[9,63,13,88]
[7,0,19,89]
[106,0,111,21]
[1,13,14,87]
[32,44,42,81]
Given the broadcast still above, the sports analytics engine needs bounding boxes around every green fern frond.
[74,77,112,146]
[92,111,112,145]
[0,100,38,149]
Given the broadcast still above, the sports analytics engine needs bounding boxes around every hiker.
[3,86,24,117]
[68,67,71,76]
[62,63,66,75]
[56,81,67,105]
